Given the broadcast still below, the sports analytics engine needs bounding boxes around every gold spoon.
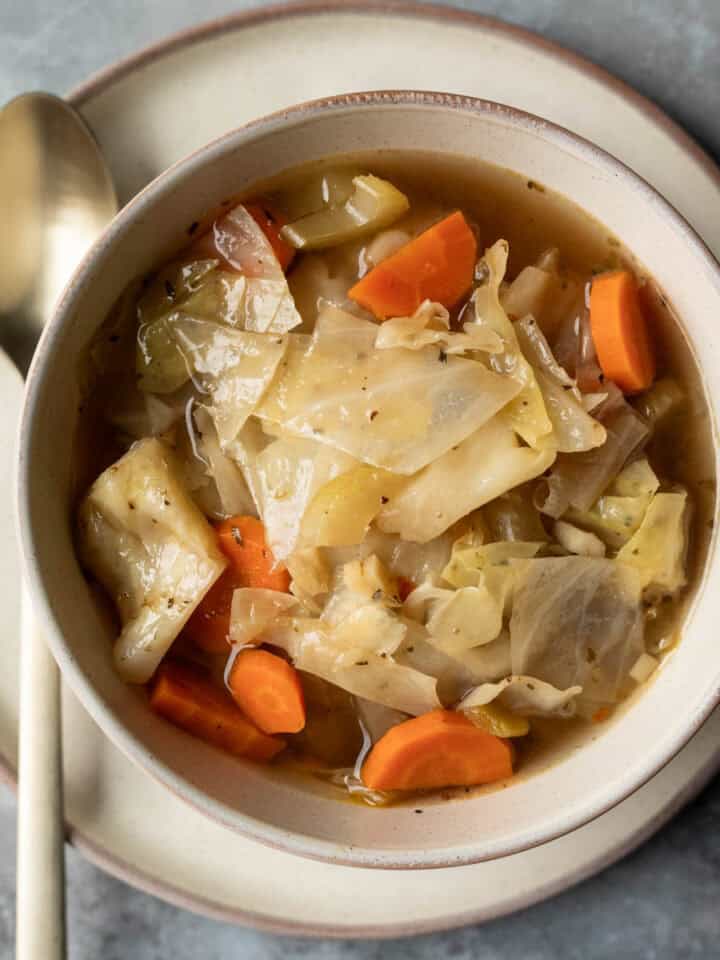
[0,92,116,960]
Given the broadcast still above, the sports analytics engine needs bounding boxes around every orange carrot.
[348,211,477,319]
[397,577,415,603]
[150,660,285,761]
[361,709,513,792]
[592,706,612,724]
[589,270,656,393]
[183,575,237,654]
[185,516,289,653]
[228,648,306,735]
[245,201,296,272]
[216,515,291,592]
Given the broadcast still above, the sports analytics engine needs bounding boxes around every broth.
[75,151,715,806]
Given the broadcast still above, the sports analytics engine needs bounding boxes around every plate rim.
[3,0,720,936]
[66,0,720,194]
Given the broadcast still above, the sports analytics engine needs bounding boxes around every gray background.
[1,0,719,957]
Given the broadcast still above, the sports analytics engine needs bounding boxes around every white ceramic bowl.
[18,92,720,869]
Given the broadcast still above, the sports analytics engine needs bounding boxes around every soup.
[76,153,714,805]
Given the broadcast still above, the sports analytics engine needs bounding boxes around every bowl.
[18,91,720,869]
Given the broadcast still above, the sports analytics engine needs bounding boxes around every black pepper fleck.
[187,221,199,235]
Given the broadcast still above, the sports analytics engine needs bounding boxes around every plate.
[2,1,720,937]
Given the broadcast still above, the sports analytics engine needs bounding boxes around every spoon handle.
[16,591,66,960]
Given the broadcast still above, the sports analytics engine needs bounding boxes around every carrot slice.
[217,515,291,592]
[348,211,477,319]
[245,200,296,272]
[589,270,656,393]
[361,709,513,792]
[185,516,289,653]
[228,648,306,734]
[150,660,285,761]
[183,574,237,653]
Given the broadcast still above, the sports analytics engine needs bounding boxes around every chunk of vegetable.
[250,434,358,561]
[633,377,684,426]
[361,710,513,791]
[440,539,543,590]
[150,660,284,760]
[462,703,530,738]
[537,402,648,517]
[553,520,606,557]
[377,413,556,542]
[301,465,405,547]
[459,675,582,718]
[374,299,502,355]
[264,618,440,716]
[510,557,644,707]
[77,438,227,682]
[172,318,288,447]
[245,201,296,271]
[217,515,291,592]
[590,270,656,393]
[348,212,477,319]
[563,457,659,549]
[193,407,256,518]
[629,652,659,684]
[227,647,306,734]
[185,517,290,652]
[257,307,521,475]
[228,588,299,646]
[482,490,548,543]
[137,259,220,326]
[193,203,302,332]
[280,174,409,250]
[616,491,688,594]
[473,240,554,449]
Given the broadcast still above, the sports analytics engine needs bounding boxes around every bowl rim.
[17,89,720,869]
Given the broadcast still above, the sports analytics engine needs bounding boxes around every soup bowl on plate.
[18,92,720,868]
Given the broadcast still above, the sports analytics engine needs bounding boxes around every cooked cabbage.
[280,174,409,250]
[482,489,548,543]
[229,588,299,645]
[459,675,582,718]
[264,618,440,715]
[209,203,302,333]
[77,438,227,682]
[564,457,659,549]
[510,557,644,706]
[535,371,607,453]
[616,491,688,594]
[553,521,606,557]
[301,465,405,547]
[441,537,543,590]
[472,240,554,449]
[377,412,556,542]
[462,702,530,737]
[537,402,649,517]
[375,299,503,355]
[257,306,520,475]
[285,547,331,604]
[137,258,220,326]
[193,406,256,517]
[249,434,357,561]
[170,318,288,447]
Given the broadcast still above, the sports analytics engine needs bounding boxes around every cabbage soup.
[76,153,714,804]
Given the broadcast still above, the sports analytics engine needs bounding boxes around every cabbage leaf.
[77,438,227,682]
[510,557,644,706]
[377,412,556,542]
[257,307,520,475]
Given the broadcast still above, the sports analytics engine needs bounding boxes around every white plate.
[3,2,720,936]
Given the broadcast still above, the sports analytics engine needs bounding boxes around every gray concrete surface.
[1,1,719,957]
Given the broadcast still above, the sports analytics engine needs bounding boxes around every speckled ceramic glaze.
[18,92,720,869]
